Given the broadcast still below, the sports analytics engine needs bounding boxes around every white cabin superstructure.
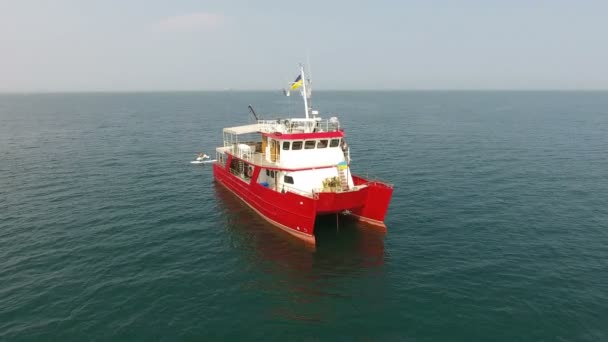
[217,116,354,197]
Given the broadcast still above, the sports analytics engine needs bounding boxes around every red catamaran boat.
[213,65,393,245]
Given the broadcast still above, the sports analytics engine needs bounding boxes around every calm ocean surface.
[1,91,607,341]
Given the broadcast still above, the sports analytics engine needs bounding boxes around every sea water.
[1,91,607,340]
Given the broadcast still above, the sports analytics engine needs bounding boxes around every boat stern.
[315,175,393,231]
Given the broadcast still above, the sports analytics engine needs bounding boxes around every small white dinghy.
[191,153,216,164]
[190,159,216,164]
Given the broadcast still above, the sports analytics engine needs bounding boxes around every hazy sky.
[1,0,607,91]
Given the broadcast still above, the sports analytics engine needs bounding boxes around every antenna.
[300,63,309,119]
[305,54,313,112]
[306,52,313,83]
[248,105,259,120]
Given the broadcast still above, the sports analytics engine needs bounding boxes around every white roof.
[223,123,261,135]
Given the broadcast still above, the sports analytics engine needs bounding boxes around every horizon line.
[1,88,607,95]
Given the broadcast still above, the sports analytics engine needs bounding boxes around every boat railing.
[223,143,257,163]
[223,146,279,169]
[352,173,395,188]
[311,185,365,195]
[239,147,254,162]
[280,184,315,198]
[257,117,340,134]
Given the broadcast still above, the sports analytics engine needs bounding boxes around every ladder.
[338,168,349,191]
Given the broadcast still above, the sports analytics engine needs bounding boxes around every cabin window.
[230,159,239,172]
[218,153,225,167]
[271,170,275,178]
[304,140,316,149]
[317,140,328,148]
[292,141,303,150]
[330,139,340,147]
[244,164,253,179]
[266,169,269,176]
[282,141,290,150]
[284,175,294,184]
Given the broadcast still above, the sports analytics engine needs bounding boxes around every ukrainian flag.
[291,75,303,90]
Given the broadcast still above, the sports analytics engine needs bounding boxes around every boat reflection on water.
[213,183,386,323]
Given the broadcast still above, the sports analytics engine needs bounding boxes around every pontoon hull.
[213,163,393,245]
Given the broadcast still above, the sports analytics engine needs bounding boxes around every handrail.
[352,173,394,188]
[280,184,315,198]
[312,185,364,194]
[224,144,257,162]
[257,118,340,134]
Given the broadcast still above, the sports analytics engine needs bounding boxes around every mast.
[300,64,309,119]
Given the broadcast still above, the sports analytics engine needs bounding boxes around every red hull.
[213,162,393,245]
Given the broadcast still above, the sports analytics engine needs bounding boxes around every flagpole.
[300,64,309,119]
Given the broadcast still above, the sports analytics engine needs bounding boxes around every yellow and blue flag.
[290,75,302,90]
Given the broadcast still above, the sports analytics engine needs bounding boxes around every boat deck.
[244,152,279,168]
[216,146,278,169]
